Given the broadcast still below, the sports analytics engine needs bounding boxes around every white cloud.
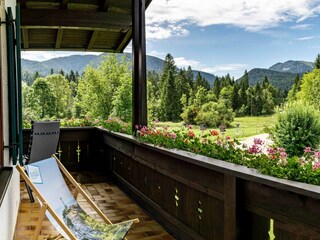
[167,55,247,76]
[296,36,318,40]
[174,57,201,69]
[146,23,189,40]
[21,51,101,61]
[290,23,312,30]
[146,0,320,38]
[148,50,167,59]
[201,64,248,74]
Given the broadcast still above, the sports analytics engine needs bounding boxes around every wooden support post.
[132,0,147,132]
[34,203,48,240]
[224,174,237,240]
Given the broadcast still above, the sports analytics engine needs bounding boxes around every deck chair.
[25,120,60,164]
[24,120,60,203]
[17,155,139,240]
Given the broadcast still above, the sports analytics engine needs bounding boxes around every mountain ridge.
[21,53,216,85]
[22,54,315,91]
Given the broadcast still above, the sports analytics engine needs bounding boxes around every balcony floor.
[14,171,174,240]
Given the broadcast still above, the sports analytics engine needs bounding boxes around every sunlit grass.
[151,115,275,139]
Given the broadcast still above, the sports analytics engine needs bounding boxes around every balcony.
[13,127,320,239]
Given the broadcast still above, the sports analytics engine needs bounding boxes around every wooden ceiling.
[18,0,152,52]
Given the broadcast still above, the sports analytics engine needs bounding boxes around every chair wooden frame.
[17,155,139,240]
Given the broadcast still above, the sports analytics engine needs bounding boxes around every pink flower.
[280,152,287,159]
[277,148,285,152]
[267,148,275,155]
[248,144,262,154]
[226,136,231,140]
[313,162,320,171]
[169,133,177,139]
[314,152,320,158]
[187,125,193,129]
[253,138,263,145]
[217,140,222,146]
[304,147,312,153]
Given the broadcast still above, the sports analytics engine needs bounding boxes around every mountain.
[237,68,299,91]
[21,53,216,85]
[269,60,313,74]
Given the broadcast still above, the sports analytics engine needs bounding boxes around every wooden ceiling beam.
[87,30,99,50]
[61,0,69,9]
[21,9,131,29]
[21,47,121,53]
[101,0,111,11]
[115,26,132,52]
[55,29,63,49]
[21,25,128,33]
[22,29,29,49]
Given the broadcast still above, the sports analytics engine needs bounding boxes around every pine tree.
[253,83,263,115]
[33,71,40,81]
[160,54,176,89]
[194,72,210,91]
[69,70,76,82]
[159,69,180,121]
[59,69,65,76]
[186,66,194,90]
[50,68,54,75]
[315,54,320,69]
[212,77,221,99]
[231,83,240,112]
[262,76,269,88]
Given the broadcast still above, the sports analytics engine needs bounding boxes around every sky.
[21,0,320,78]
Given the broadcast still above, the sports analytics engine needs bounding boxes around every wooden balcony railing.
[23,127,320,240]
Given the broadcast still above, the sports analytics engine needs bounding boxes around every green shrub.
[271,101,320,156]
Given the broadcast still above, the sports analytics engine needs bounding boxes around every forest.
[22,53,288,127]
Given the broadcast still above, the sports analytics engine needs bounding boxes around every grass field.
[152,115,275,139]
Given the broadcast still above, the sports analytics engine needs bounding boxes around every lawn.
[151,115,275,139]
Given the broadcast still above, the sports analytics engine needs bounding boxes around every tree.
[185,66,194,90]
[59,69,65,76]
[76,54,132,119]
[112,75,132,122]
[212,77,221,98]
[297,69,320,108]
[46,74,72,118]
[50,68,54,75]
[252,83,263,115]
[287,74,301,102]
[160,54,176,90]
[33,71,40,82]
[194,72,210,90]
[159,69,180,121]
[314,54,320,69]
[32,78,56,118]
[22,83,41,125]
[158,54,180,121]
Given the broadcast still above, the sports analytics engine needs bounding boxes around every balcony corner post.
[132,0,147,134]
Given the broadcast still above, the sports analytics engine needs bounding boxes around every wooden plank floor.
[14,172,174,240]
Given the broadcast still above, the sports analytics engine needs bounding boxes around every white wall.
[0,169,20,240]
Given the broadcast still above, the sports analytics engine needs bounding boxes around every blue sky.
[22,0,320,78]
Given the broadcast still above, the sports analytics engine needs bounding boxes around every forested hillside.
[22,54,287,128]
[22,53,215,85]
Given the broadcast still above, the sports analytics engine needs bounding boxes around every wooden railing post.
[224,174,237,240]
